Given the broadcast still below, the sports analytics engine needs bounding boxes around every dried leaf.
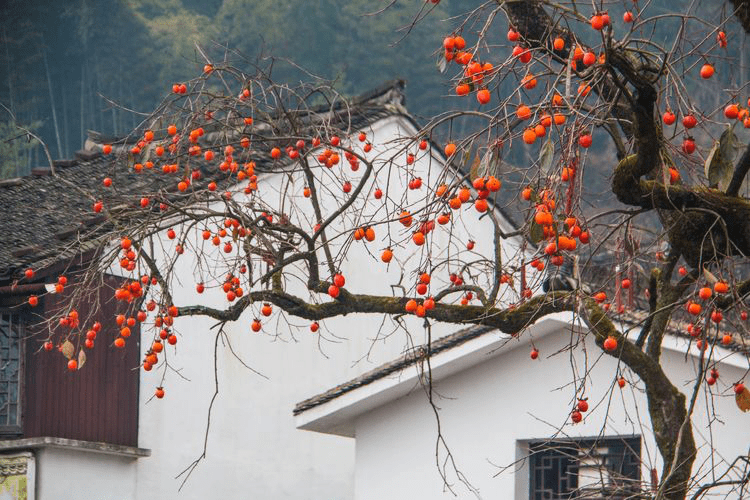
[468,155,481,181]
[437,55,447,74]
[61,340,74,360]
[719,122,742,163]
[704,141,720,183]
[736,386,750,412]
[538,138,554,175]
[478,148,502,180]
[702,267,718,285]
[77,349,86,370]
[489,149,503,178]
[704,141,732,190]
[140,142,153,165]
[706,123,743,191]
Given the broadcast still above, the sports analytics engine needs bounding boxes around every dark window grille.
[529,436,641,499]
[0,312,23,434]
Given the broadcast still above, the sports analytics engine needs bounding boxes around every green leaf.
[529,217,544,244]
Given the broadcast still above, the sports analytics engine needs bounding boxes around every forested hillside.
[0,0,488,177]
[1,0,747,186]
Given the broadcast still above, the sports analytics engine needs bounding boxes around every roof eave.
[294,311,748,437]
[294,313,574,437]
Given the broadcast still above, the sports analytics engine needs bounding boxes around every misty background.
[0,0,747,208]
[0,0,496,178]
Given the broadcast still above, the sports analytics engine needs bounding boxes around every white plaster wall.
[35,448,137,500]
[132,115,530,499]
[353,328,750,500]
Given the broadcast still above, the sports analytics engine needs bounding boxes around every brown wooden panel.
[21,272,140,446]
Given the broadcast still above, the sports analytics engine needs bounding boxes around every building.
[294,311,750,499]
[0,80,527,499]
[0,167,146,499]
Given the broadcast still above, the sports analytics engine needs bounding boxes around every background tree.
[10,1,750,499]
[0,0,473,177]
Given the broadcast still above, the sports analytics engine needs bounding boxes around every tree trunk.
[646,373,696,499]
[496,3,701,495]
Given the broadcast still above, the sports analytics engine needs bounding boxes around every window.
[529,436,641,499]
[0,312,23,434]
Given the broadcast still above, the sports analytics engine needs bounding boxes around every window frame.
[525,435,642,500]
[0,310,24,436]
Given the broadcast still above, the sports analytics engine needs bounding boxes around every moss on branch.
[178,276,695,498]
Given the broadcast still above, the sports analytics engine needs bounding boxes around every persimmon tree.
[16,1,750,498]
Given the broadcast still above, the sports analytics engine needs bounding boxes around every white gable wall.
[35,448,138,500]
[131,114,529,499]
[351,324,748,500]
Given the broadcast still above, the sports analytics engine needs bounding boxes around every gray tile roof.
[0,80,409,283]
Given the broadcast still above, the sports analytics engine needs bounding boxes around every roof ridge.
[85,80,408,149]
[0,154,97,187]
[0,80,411,280]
